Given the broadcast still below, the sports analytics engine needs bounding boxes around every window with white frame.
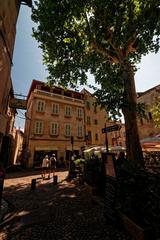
[65,105,72,117]
[35,121,43,134]
[77,108,83,118]
[50,123,59,135]
[77,124,83,137]
[65,123,71,136]
[52,103,59,115]
[36,100,45,112]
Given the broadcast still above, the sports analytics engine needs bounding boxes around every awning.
[140,136,160,144]
[142,144,160,152]
[142,147,160,152]
[141,135,160,151]
[110,146,126,152]
[83,146,108,153]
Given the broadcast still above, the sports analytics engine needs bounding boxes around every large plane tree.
[32,0,160,168]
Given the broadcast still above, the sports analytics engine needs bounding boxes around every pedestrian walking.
[41,155,50,179]
[50,153,57,178]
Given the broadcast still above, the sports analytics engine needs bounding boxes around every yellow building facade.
[24,80,86,167]
[137,84,160,139]
[24,80,121,167]
[0,0,20,147]
[81,89,108,147]
[0,0,32,166]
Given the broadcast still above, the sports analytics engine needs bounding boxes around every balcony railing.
[34,89,84,104]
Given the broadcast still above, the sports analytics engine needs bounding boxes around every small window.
[65,124,71,136]
[65,105,72,117]
[52,103,59,115]
[50,123,59,135]
[77,124,83,137]
[95,119,98,125]
[35,121,43,134]
[88,131,92,141]
[95,133,98,141]
[77,108,83,118]
[36,100,45,112]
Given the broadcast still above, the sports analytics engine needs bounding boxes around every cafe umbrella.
[110,146,126,152]
[140,135,160,152]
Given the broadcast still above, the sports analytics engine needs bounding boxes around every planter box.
[117,211,154,240]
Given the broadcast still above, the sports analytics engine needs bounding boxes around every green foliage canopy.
[151,101,160,128]
[32,0,160,86]
[32,0,160,117]
[32,0,160,167]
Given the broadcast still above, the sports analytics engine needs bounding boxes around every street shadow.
[1,179,92,236]
[5,168,68,179]
[1,178,132,240]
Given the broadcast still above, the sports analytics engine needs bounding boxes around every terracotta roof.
[80,88,93,96]
[27,79,84,100]
[137,84,160,98]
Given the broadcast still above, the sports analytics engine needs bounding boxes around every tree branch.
[83,11,94,44]
[91,41,119,63]
[126,32,138,55]
[105,28,123,63]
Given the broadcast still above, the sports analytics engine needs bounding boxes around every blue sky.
[12,6,160,129]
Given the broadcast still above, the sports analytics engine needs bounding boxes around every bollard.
[31,179,36,190]
[53,175,58,185]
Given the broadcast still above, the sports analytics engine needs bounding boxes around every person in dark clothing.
[116,152,126,167]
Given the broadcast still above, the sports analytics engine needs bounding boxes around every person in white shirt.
[41,155,50,179]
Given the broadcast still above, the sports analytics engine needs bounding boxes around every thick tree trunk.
[122,62,144,169]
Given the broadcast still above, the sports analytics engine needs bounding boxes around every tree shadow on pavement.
[1,177,133,240]
[5,168,68,179]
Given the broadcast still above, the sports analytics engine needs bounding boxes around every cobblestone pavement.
[0,169,133,240]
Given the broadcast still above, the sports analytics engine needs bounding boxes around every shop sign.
[9,98,27,110]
